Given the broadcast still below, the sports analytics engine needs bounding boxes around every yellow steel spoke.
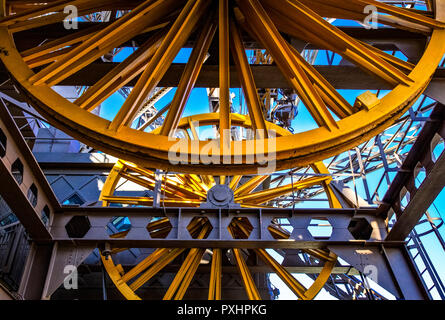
[208,249,222,300]
[160,15,217,136]
[231,218,337,300]
[233,175,269,197]
[130,220,210,291]
[0,0,113,32]
[287,44,354,119]
[117,172,182,199]
[101,195,202,207]
[173,249,206,300]
[230,18,268,137]
[233,248,261,300]
[109,0,210,131]
[263,0,414,87]
[75,31,165,111]
[21,23,102,63]
[101,254,141,300]
[235,176,330,205]
[129,248,185,291]
[358,40,414,73]
[25,46,74,69]
[229,175,243,190]
[311,162,342,209]
[123,162,207,198]
[185,174,210,193]
[0,0,80,25]
[255,249,307,299]
[297,0,440,33]
[163,248,205,300]
[138,103,171,131]
[346,0,445,29]
[122,248,169,283]
[29,0,179,86]
[237,0,338,131]
[219,0,231,147]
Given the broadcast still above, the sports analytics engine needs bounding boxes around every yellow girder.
[1,0,443,174]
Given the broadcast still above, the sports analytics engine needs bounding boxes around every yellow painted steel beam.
[218,0,231,149]
[237,0,338,131]
[101,195,203,207]
[231,218,337,300]
[230,18,268,138]
[1,1,444,175]
[233,248,261,300]
[229,175,243,190]
[123,162,207,198]
[108,0,209,131]
[311,162,342,209]
[75,31,165,111]
[129,248,185,291]
[233,175,269,197]
[163,248,205,300]
[122,248,169,283]
[263,0,414,86]
[174,248,206,299]
[160,15,216,136]
[255,248,306,299]
[208,249,222,300]
[101,254,142,300]
[235,176,331,204]
[29,0,179,86]
[348,0,445,29]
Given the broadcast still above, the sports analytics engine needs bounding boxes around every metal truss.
[0,0,444,301]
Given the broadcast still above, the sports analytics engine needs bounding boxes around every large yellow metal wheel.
[1,0,444,174]
[99,115,340,300]
[100,113,342,208]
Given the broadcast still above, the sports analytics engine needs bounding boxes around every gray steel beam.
[377,103,445,240]
[387,150,445,240]
[0,104,59,240]
[17,243,53,300]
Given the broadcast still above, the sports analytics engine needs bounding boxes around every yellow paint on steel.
[233,248,262,300]
[100,115,340,208]
[160,15,217,137]
[208,248,222,300]
[218,0,231,150]
[230,17,268,138]
[163,248,206,300]
[2,0,442,174]
[109,0,210,131]
[231,217,338,300]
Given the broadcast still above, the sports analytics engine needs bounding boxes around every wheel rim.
[1,0,444,175]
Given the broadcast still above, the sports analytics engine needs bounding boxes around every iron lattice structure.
[0,0,444,301]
